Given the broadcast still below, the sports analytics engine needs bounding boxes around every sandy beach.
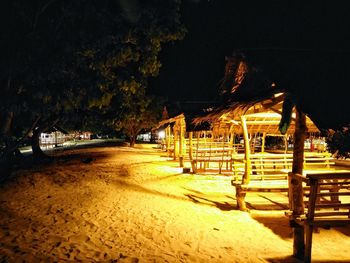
[1,143,350,262]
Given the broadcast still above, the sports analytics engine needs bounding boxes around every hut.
[192,92,330,176]
[40,125,69,148]
[157,113,187,165]
[215,51,350,262]
[156,101,216,168]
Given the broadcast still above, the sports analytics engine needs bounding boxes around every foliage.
[279,93,295,135]
[114,89,163,147]
[1,0,186,155]
[326,127,350,159]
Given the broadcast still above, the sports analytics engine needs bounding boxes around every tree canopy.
[0,0,186,172]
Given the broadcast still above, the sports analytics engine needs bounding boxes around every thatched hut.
[157,113,186,162]
[209,50,350,261]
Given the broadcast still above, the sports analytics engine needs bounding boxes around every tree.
[114,90,162,147]
[326,127,350,159]
[0,0,186,176]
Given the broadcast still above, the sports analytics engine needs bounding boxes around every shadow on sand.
[251,215,292,239]
[184,193,236,211]
[265,255,350,263]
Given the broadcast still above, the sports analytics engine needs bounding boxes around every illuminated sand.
[1,144,350,262]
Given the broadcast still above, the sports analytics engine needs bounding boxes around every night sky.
[149,1,350,104]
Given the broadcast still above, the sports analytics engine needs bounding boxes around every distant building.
[72,131,93,140]
[137,132,152,142]
[40,126,70,148]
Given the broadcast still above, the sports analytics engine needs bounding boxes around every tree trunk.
[2,115,41,158]
[31,119,59,161]
[129,135,136,147]
[0,111,14,180]
[1,111,14,139]
[31,127,48,160]
[291,108,307,260]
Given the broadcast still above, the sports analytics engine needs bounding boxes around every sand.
[1,143,350,262]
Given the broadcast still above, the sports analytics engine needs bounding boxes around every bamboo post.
[166,126,171,154]
[173,126,178,160]
[229,126,236,176]
[261,132,266,153]
[178,118,185,167]
[229,124,234,148]
[189,132,193,159]
[182,118,187,157]
[284,135,288,154]
[188,132,193,161]
[188,131,196,173]
[241,116,251,184]
[290,108,307,260]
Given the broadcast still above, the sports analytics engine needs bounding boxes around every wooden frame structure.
[287,171,350,263]
[193,93,323,180]
[193,92,350,261]
[159,93,346,260]
[157,114,187,166]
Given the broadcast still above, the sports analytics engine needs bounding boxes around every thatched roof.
[196,50,350,132]
[193,93,319,135]
[156,112,211,132]
[157,101,218,132]
[156,113,184,129]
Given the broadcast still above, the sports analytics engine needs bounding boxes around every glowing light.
[158,130,165,139]
[273,92,284,97]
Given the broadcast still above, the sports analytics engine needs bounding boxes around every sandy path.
[0,144,350,262]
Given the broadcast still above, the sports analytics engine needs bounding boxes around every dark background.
[149,1,350,104]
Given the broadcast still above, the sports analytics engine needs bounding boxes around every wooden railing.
[189,142,244,174]
[231,152,336,211]
[287,172,350,263]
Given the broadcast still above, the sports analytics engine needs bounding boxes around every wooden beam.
[165,126,171,154]
[173,127,178,160]
[189,131,193,160]
[241,116,251,184]
[179,117,186,167]
[261,132,266,153]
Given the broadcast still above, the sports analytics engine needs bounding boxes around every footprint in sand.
[68,233,91,243]
[83,219,99,233]
[60,234,101,261]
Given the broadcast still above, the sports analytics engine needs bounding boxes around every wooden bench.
[189,142,244,174]
[231,153,335,211]
[191,146,235,174]
[232,152,334,180]
[231,153,294,210]
[303,152,335,169]
[249,154,293,180]
[288,172,350,263]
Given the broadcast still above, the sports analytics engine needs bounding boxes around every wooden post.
[190,131,197,173]
[165,126,170,154]
[189,132,193,160]
[173,128,178,160]
[182,118,187,157]
[283,135,288,154]
[290,108,307,260]
[261,132,266,153]
[229,124,234,147]
[179,118,185,167]
[241,116,251,184]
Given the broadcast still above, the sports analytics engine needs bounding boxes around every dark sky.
[149,1,350,103]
